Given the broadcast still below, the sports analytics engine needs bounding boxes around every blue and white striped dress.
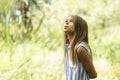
[66,42,92,80]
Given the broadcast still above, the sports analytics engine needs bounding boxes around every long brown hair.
[64,15,88,65]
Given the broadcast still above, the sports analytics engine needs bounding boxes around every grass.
[0,41,65,80]
[0,35,120,80]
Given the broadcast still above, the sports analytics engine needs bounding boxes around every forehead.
[66,16,73,20]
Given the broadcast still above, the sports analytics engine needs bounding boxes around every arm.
[77,46,97,78]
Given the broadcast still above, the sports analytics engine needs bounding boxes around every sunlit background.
[0,0,120,80]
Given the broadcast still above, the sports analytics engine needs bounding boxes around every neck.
[67,33,74,43]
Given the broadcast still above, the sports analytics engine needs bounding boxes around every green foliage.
[0,0,120,80]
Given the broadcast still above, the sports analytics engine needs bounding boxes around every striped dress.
[66,42,92,80]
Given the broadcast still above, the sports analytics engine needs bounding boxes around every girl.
[64,15,97,80]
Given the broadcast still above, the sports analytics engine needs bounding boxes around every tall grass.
[0,39,65,80]
[0,0,120,80]
[0,26,120,80]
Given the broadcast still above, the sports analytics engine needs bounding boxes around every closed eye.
[69,19,73,22]
[65,20,67,23]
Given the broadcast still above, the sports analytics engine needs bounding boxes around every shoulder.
[76,42,92,61]
[76,41,89,53]
[76,41,92,57]
[77,41,89,49]
[76,46,88,55]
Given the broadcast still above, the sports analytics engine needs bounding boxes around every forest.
[0,0,120,80]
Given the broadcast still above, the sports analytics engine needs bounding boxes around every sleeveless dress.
[66,42,92,80]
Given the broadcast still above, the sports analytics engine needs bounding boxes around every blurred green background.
[0,0,120,80]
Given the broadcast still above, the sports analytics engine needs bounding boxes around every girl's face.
[64,16,75,34]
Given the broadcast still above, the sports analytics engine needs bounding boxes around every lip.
[64,25,69,28]
[64,26,68,29]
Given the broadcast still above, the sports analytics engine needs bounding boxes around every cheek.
[70,23,75,30]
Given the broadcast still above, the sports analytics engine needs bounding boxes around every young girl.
[64,15,97,80]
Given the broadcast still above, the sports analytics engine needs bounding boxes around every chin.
[64,30,68,32]
[64,31,70,34]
